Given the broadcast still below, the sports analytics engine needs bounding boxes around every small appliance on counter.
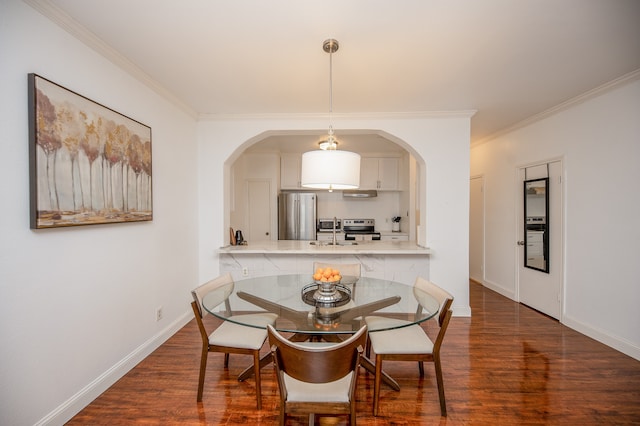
[317,218,342,233]
[392,216,401,232]
[235,230,245,245]
[229,228,247,245]
[343,219,381,241]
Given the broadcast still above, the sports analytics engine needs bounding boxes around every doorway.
[469,175,484,283]
[246,179,273,242]
[517,161,563,319]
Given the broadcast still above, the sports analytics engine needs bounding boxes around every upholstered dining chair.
[191,273,277,409]
[267,324,368,425]
[364,277,454,416]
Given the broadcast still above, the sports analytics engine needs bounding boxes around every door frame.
[515,157,565,320]
[469,174,485,284]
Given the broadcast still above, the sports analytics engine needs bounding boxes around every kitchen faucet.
[332,216,338,246]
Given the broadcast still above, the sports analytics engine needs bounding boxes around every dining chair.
[267,324,368,425]
[364,277,454,416]
[191,273,278,409]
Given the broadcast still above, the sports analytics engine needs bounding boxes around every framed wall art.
[28,74,152,229]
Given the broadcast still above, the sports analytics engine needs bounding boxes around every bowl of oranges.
[313,267,342,285]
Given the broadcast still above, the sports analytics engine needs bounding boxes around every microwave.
[317,218,341,232]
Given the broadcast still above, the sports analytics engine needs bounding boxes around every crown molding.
[472,68,640,148]
[198,110,477,122]
[24,0,198,120]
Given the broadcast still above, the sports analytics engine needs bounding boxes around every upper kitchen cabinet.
[360,156,400,190]
[280,153,302,189]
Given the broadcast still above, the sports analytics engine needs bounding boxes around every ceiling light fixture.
[318,139,337,150]
[301,39,360,192]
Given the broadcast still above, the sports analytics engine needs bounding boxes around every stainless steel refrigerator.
[278,192,317,240]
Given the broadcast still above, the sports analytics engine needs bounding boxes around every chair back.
[414,276,453,327]
[268,324,367,384]
[191,272,234,319]
[313,262,361,279]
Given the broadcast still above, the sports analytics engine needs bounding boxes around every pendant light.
[301,39,360,192]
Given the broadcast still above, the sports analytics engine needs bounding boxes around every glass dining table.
[201,274,440,390]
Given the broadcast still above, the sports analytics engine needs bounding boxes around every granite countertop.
[217,240,430,255]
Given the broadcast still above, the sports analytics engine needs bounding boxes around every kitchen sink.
[311,241,358,246]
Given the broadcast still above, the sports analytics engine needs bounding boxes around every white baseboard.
[452,305,472,317]
[479,279,516,300]
[476,279,639,361]
[35,311,193,426]
[562,315,640,361]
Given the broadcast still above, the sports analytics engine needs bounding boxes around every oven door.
[344,233,381,241]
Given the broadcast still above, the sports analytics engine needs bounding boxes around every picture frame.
[28,74,152,229]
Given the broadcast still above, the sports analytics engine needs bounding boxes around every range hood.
[342,190,378,198]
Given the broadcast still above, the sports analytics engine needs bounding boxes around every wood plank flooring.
[68,281,640,425]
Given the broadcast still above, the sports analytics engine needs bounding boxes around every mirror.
[524,178,549,273]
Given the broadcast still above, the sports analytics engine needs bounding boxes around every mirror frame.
[523,177,549,273]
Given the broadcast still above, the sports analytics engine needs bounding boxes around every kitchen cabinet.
[280,154,302,189]
[360,157,399,190]
[317,232,345,242]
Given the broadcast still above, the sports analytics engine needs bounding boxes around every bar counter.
[217,240,430,255]
[217,240,430,286]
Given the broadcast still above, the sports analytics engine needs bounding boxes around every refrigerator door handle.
[294,197,299,239]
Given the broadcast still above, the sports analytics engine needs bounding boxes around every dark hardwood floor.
[68,281,640,425]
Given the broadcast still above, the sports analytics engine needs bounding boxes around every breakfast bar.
[217,240,430,286]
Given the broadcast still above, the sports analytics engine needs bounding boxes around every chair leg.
[224,353,230,367]
[253,350,262,410]
[418,360,424,377]
[373,355,383,416]
[433,356,447,416]
[197,347,208,402]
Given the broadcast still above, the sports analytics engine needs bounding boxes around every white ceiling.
[30,0,640,148]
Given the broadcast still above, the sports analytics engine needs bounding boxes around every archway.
[222,129,427,245]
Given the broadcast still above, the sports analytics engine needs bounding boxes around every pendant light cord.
[323,39,339,148]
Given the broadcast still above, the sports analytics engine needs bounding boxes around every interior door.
[469,176,484,283]
[517,161,563,319]
[247,179,272,242]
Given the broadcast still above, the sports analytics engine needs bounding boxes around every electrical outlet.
[242,267,249,277]
[156,306,163,322]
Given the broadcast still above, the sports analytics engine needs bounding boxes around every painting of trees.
[29,74,152,228]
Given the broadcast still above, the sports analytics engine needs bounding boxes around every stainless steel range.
[342,219,381,241]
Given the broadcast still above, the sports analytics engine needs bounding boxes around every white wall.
[470,77,640,360]
[197,114,473,316]
[0,1,200,424]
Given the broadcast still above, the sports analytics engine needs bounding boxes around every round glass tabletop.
[201,274,441,335]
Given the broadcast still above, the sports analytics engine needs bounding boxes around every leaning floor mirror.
[524,178,549,273]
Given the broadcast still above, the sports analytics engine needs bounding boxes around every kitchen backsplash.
[315,191,404,232]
